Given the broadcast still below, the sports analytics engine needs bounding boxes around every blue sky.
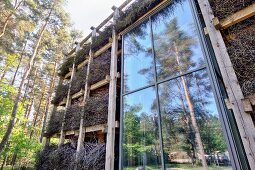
[65,0,125,36]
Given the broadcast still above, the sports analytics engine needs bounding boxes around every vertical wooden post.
[105,7,119,170]
[197,0,255,168]
[58,49,77,147]
[76,47,93,153]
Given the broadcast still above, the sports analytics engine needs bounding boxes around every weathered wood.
[197,0,255,168]
[65,42,112,78]
[77,39,94,153]
[67,0,132,56]
[224,98,232,110]
[220,3,255,29]
[59,97,67,106]
[242,98,253,113]
[71,89,84,100]
[119,0,171,36]
[77,59,88,70]
[95,42,112,57]
[90,76,110,91]
[61,123,120,137]
[98,132,105,144]
[64,72,72,79]
[58,56,77,147]
[105,23,118,170]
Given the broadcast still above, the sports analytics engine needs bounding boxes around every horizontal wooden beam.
[67,0,132,56]
[90,76,110,91]
[71,89,84,99]
[64,72,72,79]
[58,76,111,106]
[119,0,171,36]
[77,59,89,70]
[59,98,67,106]
[50,121,120,138]
[64,42,112,79]
[216,3,255,29]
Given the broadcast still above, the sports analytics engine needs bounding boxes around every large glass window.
[121,0,234,169]
[123,20,154,93]
[123,87,161,169]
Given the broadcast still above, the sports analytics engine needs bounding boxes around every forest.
[0,0,82,169]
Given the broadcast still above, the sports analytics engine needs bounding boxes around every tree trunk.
[30,88,45,139]
[0,0,23,39]
[0,69,7,82]
[40,61,58,142]
[174,42,208,169]
[11,41,27,85]
[0,155,7,170]
[0,9,52,154]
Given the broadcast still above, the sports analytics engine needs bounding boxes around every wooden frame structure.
[43,0,255,169]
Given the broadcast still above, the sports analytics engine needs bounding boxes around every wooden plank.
[67,0,132,56]
[64,71,71,79]
[197,0,255,168]
[90,76,110,91]
[242,98,253,113]
[220,3,255,29]
[246,93,255,106]
[119,0,171,36]
[71,89,84,99]
[59,98,67,106]
[55,121,119,138]
[64,42,112,79]
[94,42,112,57]
[77,59,88,70]
[105,25,118,170]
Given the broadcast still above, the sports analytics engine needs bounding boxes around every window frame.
[119,0,245,169]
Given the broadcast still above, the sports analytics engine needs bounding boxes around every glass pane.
[152,0,205,81]
[123,20,154,93]
[123,87,162,169]
[158,69,233,170]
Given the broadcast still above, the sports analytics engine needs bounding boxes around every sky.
[65,0,125,37]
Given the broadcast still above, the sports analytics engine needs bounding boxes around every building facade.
[38,0,255,170]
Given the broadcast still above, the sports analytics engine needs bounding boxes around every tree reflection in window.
[123,87,161,169]
[152,0,205,81]
[158,70,230,169]
[123,20,154,93]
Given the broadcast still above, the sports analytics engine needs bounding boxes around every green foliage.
[0,82,42,167]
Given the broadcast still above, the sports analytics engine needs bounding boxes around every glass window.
[158,69,232,169]
[152,0,205,81]
[123,20,154,93]
[123,87,162,169]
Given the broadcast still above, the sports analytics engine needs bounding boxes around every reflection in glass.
[158,69,232,169]
[152,0,205,81]
[123,20,154,93]
[123,87,161,169]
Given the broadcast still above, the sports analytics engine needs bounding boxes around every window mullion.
[149,16,166,170]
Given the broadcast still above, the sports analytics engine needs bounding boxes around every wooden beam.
[94,42,112,57]
[119,0,171,36]
[71,89,84,99]
[64,71,71,79]
[77,59,88,70]
[59,98,67,106]
[220,3,255,29]
[53,121,119,138]
[67,0,132,56]
[90,76,110,91]
[242,98,253,113]
[197,0,255,168]
[105,25,118,170]
[64,42,112,79]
